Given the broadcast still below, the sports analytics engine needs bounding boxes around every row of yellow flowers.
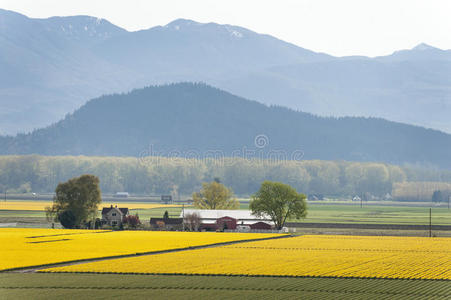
[0,228,281,271]
[0,200,182,211]
[43,235,451,280]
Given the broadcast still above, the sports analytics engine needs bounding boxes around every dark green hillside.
[1,83,451,168]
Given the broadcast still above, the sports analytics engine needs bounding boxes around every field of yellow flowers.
[0,228,280,271]
[0,200,181,211]
[44,235,451,280]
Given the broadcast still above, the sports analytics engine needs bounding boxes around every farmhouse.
[181,209,273,231]
[101,205,129,226]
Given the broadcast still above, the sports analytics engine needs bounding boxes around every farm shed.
[249,221,272,230]
[150,217,183,230]
[114,192,129,198]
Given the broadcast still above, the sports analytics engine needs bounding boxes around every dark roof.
[150,217,183,225]
[101,207,129,215]
[217,216,237,221]
[119,208,129,214]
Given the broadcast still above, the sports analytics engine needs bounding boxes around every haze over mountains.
[1,9,451,135]
[2,83,451,169]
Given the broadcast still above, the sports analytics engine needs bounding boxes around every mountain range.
[2,83,451,169]
[1,8,451,135]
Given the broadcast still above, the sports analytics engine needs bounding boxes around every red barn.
[216,216,237,230]
[250,221,272,230]
[181,209,274,231]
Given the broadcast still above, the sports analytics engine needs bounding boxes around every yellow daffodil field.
[43,235,451,280]
[0,200,181,211]
[0,228,280,271]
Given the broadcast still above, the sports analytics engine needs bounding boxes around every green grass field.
[1,202,451,227]
[299,204,451,225]
[130,206,186,219]
[2,202,451,298]
[240,201,451,225]
[1,273,450,299]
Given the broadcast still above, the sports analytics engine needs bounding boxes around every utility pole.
[429,208,432,238]
[182,204,185,231]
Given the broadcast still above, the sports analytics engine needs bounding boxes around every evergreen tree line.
[1,155,451,198]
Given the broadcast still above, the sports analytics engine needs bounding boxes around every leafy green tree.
[46,174,102,228]
[192,181,238,209]
[250,181,307,230]
[58,210,77,229]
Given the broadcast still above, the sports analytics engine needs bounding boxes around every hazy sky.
[1,0,450,57]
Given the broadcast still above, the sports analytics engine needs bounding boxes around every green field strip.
[40,270,451,282]
[1,273,450,299]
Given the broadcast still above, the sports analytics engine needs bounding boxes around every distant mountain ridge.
[2,83,451,169]
[1,9,451,134]
[383,43,451,61]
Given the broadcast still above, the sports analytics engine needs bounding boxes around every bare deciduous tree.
[185,212,201,231]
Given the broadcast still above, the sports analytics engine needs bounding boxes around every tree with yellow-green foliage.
[192,181,239,209]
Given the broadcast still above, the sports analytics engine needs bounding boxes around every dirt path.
[5,234,292,274]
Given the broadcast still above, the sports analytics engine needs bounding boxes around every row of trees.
[1,155,451,197]
[392,182,451,202]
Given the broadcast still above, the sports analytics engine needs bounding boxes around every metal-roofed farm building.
[180,209,273,231]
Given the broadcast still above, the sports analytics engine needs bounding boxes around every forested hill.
[2,9,451,134]
[1,83,451,168]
